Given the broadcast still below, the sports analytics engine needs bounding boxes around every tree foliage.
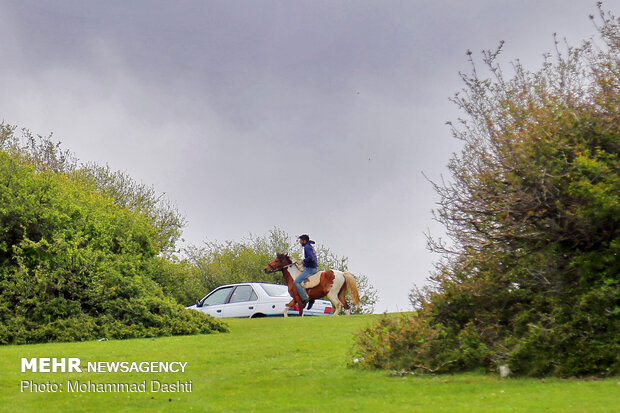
[74,163,185,254]
[0,125,185,255]
[354,5,619,376]
[0,134,226,344]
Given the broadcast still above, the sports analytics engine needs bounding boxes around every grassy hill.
[1,314,617,412]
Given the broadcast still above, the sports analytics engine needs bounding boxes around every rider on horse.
[295,234,318,308]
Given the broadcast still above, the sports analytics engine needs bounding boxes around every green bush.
[0,151,227,344]
[353,312,493,374]
[353,7,619,377]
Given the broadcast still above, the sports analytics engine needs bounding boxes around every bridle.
[264,256,299,273]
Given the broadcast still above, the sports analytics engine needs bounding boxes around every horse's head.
[264,253,293,273]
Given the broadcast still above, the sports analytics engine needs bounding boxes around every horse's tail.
[343,272,361,306]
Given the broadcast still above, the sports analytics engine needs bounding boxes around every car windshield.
[259,283,290,297]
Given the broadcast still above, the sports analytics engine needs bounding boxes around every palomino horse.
[264,253,360,316]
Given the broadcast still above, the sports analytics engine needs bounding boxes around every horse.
[264,253,360,316]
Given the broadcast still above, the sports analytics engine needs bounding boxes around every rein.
[266,260,300,273]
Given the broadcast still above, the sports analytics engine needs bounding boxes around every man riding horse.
[295,234,317,308]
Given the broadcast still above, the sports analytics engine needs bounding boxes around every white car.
[187,283,334,318]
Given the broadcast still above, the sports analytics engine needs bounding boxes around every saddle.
[301,271,322,289]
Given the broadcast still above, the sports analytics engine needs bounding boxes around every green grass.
[1,315,618,412]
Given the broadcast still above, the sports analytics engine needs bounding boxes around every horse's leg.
[337,278,352,315]
[340,291,350,309]
[326,272,346,316]
[339,291,351,315]
[327,290,341,315]
[343,301,351,315]
[324,290,340,315]
[289,289,305,317]
[284,299,295,318]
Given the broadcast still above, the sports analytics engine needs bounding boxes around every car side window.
[229,285,258,303]
[203,287,233,306]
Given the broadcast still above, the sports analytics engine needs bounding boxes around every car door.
[197,286,234,317]
[222,285,259,318]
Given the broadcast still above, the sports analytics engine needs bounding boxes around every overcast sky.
[0,1,608,312]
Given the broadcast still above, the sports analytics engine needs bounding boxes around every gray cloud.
[0,0,605,311]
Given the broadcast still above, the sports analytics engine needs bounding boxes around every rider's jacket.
[302,242,318,268]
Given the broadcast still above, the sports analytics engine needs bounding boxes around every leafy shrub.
[353,6,619,377]
[0,151,227,344]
